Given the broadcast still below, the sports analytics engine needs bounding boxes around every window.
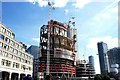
[1,59,11,67]
[60,29,63,35]
[21,65,26,70]
[0,42,3,48]
[13,49,18,54]
[1,27,6,33]
[5,37,10,43]
[60,38,64,45]
[9,47,13,52]
[1,59,5,65]
[28,61,30,64]
[17,57,21,61]
[21,59,24,62]
[18,51,21,56]
[0,50,2,54]
[16,63,19,68]
[8,54,12,58]
[15,43,19,48]
[23,60,25,63]
[11,33,15,39]
[13,62,15,68]
[2,51,5,56]
[31,57,33,60]
[13,56,17,60]
[0,34,4,40]
[19,46,22,50]
[13,62,19,68]
[6,31,11,37]
[22,48,25,52]
[21,53,25,57]
[64,31,67,37]
[25,54,27,58]
[25,60,27,63]
[4,44,8,50]
[55,38,59,44]
[10,40,15,46]
[26,55,28,59]
[6,60,11,67]
[29,67,31,71]
[54,27,59,34]
[4,52,8,57]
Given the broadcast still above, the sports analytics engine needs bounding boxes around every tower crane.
[46,0,55,76]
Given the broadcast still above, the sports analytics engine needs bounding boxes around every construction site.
[37,19,77,79]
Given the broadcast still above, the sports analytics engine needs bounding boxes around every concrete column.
[10,61,13,68]
[18,73,20,80]
[9,72,11,80]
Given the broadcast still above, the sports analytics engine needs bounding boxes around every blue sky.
[1,0,119,74]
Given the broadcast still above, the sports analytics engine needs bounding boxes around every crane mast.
[46,0,55,76]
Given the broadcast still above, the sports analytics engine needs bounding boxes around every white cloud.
[53,0,69,8]
[27,0,48,7]
[26,0,69,8]
[72,0,91,8]
[32,38,40,42]
[36,0,48,7]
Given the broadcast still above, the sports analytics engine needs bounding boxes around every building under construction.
[38,20,77,79]
[76,60,95,79]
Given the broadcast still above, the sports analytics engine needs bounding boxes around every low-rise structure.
[0,22,33,80]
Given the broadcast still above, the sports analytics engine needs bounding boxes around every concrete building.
[107,47,120,73]
[76,60,95,79]
[97,42,110,74]
[39,20,77,79]
[0,22,33,80]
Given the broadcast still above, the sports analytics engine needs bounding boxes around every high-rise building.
[97,42,110,74]
[0,22,33,80]
[39,20,77,79]
[107,47,120,73]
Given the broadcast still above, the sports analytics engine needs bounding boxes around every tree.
[94,74,110,80]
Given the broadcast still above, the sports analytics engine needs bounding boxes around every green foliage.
[94,74,110,80]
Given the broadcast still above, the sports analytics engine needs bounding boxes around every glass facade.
[97,42,110,74]
[107,48,120,72]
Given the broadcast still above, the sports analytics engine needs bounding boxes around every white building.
[0,22,33,80]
